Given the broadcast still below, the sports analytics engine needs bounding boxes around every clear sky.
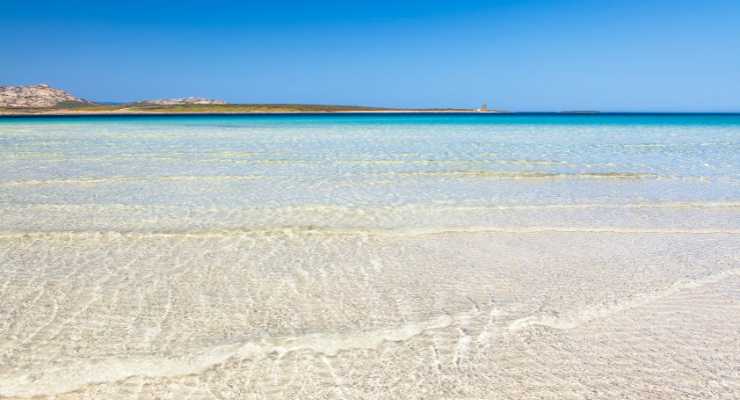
[2,0,739,111]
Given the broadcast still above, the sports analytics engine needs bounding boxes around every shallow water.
[1,114,739,399]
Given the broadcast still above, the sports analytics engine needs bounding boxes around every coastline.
[0,104,479,116]
[0,110,480,117]
[4,109,739,118]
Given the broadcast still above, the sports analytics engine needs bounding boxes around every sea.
[1,113,739,399]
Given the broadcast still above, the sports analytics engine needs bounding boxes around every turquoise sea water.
[1,114,739,210]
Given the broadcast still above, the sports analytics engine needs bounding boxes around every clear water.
[2,114,739,210]
[1,114,740,398]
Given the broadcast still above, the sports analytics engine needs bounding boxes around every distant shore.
[0,103,480,116]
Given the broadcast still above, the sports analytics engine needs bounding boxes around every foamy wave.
[508,268,740,331]
[0,314,458,398]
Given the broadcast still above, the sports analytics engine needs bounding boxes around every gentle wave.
[508,268,740,331]
[0,313,459,397]
[1,267,736,398]
[335,159,574,167]
[0,175,263,187]
[2,225,739,240]
[3,201,740,211]
[391,171,659,179]
[0,151,258,162]
[0,172,679,188]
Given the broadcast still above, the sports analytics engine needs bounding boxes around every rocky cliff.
[0,84,90,108]
[140,97,226,105]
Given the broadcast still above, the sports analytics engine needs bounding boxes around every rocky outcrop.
[140,97,226,105]
[0,84,90,108]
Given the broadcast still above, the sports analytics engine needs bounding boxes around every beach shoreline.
[1,114,738,399]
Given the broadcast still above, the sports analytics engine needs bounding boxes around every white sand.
[1,224,738,398]
[1,117,739,398]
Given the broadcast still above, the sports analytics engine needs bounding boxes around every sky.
[2,0,739,111]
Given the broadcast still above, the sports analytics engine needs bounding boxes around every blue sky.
[2,0,739,111]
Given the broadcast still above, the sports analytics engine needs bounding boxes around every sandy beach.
[1,114,739,399]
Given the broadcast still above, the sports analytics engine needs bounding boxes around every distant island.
[0,84,478,115]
